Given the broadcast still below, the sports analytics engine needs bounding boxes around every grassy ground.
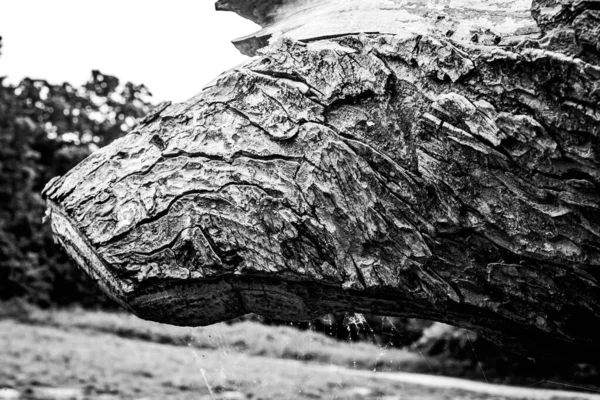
[3,319,591,400]
[4,305,437,374]
[1,304,598,399]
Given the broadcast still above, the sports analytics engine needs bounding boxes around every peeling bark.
[44,0,600,361]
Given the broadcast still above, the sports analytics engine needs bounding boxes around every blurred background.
[0,2,599,399]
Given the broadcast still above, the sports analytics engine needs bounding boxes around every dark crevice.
[247,68,325,99]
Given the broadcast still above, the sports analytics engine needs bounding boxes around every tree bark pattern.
[44,0,600,359]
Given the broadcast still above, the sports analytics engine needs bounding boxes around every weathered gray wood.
[531,0,600,64]
[44,0,600,361]
[216,0,541,56]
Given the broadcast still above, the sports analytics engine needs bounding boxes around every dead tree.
[43,0,600,361]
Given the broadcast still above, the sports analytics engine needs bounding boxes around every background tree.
[0,36,154,306]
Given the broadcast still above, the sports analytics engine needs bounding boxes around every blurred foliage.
[252,313,432,350]
[412,322,599,386]
[0,36,154,307]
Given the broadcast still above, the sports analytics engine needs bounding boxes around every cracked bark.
[44,0,599,361]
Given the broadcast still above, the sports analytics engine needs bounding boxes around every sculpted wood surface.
[44,0,600,360]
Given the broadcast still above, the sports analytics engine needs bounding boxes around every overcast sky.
[0,0,258,103]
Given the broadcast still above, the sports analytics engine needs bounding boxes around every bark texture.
[217,0,540,56]
[44,0,600,360]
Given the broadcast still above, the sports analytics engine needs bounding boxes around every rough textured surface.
[44,0,599,361]
[531,0,600,64]
[216,0,541,56]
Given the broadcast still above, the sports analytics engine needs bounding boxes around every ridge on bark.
[44,0,600,361]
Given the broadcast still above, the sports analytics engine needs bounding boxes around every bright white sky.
[0,0,258,103]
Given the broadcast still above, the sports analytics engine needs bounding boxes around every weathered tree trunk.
[43,0,600,361]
